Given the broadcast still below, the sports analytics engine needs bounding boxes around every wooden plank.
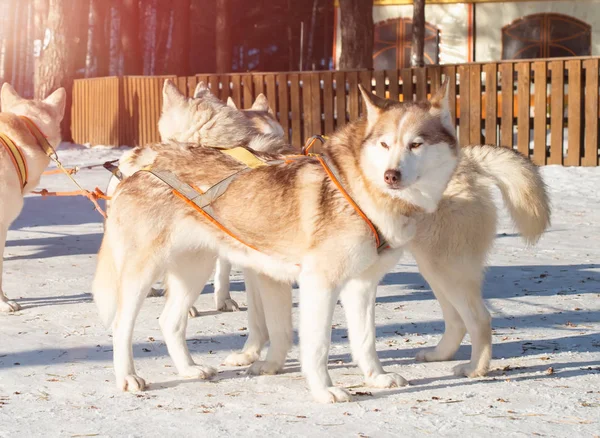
[322,72,335,135]
[415,67,427,101]
[209,75,219,99]
[548,60,564,165]
[265,74,277,113]
[176,76,188,96]
[516,62,531,157]
[310,73,322,145]
[469,64,482,145]
[242,75,253,108]
[583,59,598,166]
[401,68,412,102]
[565,60,582,166]
[458,64,470,146]
[428,66,442,96]
[484,63,497,145]
[253,74,264,98]
[532,61,547,165]
[334,71,346,128]
[386,69,399,101]
[219,75,230,101]
[186,75,198,97]
[500,63,514,149]
[301,73,313,144]
[359,70,372,117]
[442,65,456,129]
[277,73,290,143]
[374,70,385,98]
[289,73,301,148]
[347,71,359,121]
[231,75,242,108]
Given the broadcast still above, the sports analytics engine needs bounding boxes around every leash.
[0,132,28,190]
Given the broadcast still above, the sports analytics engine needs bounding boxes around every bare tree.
[411,0,425,67]
[338,0,373,70]
[215,0,232,73]
[120,0,143,75]
[86,0,110,77]
[169,0,191,75]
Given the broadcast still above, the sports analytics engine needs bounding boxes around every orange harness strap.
[0,133,28,190]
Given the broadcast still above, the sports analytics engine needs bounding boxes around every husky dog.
[0,84,66,312]
[106,80,287,312]
[93,81,459,402]
[228,89,551,392]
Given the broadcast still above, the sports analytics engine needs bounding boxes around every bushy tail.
[92,236,119,327]
[463,145,551,244]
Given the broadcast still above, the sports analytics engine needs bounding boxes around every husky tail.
[463,145,551,244]
[92,234,119,327]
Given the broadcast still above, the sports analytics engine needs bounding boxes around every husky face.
[359,82,459,213]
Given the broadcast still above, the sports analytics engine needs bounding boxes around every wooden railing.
[71,57,600,166]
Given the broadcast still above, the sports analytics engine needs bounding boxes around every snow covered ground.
[0,144,599,437]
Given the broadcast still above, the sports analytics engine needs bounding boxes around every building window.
[502,13,591,60]
[373,18,440,70]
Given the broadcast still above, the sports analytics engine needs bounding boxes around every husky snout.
[384,169,401,188]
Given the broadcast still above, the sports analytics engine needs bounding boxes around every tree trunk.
[86,0,109,77]
[215,0,232,73]
[338,0,373,70]
[35,0,85,140]
[33,0,49,96]
[411,0,425,67]
[169,0,191,75]
[120,0,143,75]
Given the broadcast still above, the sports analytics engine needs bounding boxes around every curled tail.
[463,145,551,244]
[92,236,119,327]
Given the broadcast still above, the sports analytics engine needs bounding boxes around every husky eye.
[380,141,389,150]
[410,141,423,150]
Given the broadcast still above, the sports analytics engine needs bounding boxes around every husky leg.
[225,269,268,366]
[214,258,239,311]
[340,276,408,389]
[415,261,466,363]
[160,252,217,380]
[247,274,292,375]
[299,272,350,404]
[0,223,20,312]
[113,260,159,392]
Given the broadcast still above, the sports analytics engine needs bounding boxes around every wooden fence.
[71,56,600,166]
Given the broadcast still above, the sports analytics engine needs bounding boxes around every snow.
[1,143,599,437]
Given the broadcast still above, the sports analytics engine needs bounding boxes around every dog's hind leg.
[247,274,292,375]
[160,251,217,380]
[414,259,466,363]
[113,258,160,392]
[214,258,239,311]
[0,222,20,312]
[225,269,269,366]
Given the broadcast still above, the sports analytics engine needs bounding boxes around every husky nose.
[384,169,401,186]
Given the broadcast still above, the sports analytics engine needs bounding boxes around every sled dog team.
[0,80,550,403]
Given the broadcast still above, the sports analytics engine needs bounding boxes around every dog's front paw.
[311,386,352,404]
[452,362,488,378]
[179,364,217,380]
[0,299,21,313]
[247,360,282,376]
[365,372,408,388]
[188,306,199,318]
[216,298,239,312]
[117,374,146,392]
[225,351,259,367]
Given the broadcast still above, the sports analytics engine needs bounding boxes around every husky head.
[358,80,459,213]
[1,83,66,146]
[158,80,256,147]
[226,95,284,138]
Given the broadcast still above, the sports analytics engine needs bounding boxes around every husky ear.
[1,83,22,111]
[226,96,238,109]
[358,84,383,131]
[252,93,272,114]
[429,78,454,134]
[193,81,210,98]
[163,79,186,109]
[43,87,67,120]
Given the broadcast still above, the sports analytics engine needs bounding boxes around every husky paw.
[147,287,164,298]
[188,306,199,318]
[216,298,239,312]
[180,365,217,380]
[452,363,488,378]
[312,387,352,404]
[225,351,259,367]
[365,372,408,388]
[0,300,21,313]
[416,348,452,362]
[117,374,146,392]
[247,360,282,376]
